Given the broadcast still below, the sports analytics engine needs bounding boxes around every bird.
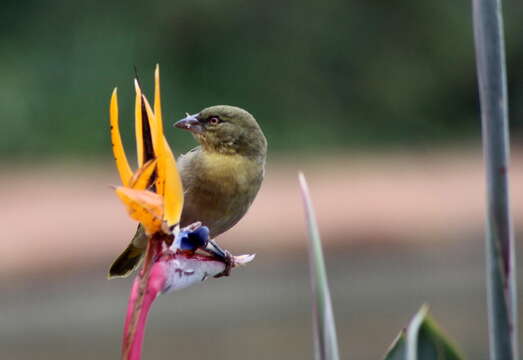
[109,105,267,278]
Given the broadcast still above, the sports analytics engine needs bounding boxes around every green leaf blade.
[384,306,463,360]
[472,0,518,358]
[383,332,407,360]
[298,172,340,360]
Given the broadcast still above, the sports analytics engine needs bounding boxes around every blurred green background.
[2,1,523,359]
[1,0,522,160]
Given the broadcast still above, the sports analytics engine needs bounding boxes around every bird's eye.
[208,116,221,125]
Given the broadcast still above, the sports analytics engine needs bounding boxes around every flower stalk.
[108,66,254,360]
[472,1,518,359]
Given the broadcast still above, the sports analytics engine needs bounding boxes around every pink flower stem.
[122,234,162,360]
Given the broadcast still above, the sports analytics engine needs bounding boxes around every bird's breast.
[180,152,264,237]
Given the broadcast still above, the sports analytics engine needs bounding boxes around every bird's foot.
[199,238,234,277]
[214,249,234,278]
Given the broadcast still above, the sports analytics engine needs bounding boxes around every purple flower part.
[173,225,210,252]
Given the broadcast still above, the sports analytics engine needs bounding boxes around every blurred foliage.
[1,0,522,160]
[384,306,463,360]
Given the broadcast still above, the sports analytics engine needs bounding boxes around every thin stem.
[122,235,160,360]
[472,0,518,359]
[298,173,340,360]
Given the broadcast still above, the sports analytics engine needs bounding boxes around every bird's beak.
[174,113,203,134]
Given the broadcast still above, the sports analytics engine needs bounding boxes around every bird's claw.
[214,250,233,278]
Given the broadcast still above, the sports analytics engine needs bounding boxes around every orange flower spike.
[162,137,184,228]
[154,65,183,228]
[141,96,158,154]
[110,88,133,187]
[129,159,157,190]
[154,65,164,147]
[153,65,166,196]
[142,95,165,195]
[115,187,163,236]
[134,80,144,167]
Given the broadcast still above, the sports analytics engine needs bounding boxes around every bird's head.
[174,105,267,160]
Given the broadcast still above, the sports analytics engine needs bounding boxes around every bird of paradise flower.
[108,65,254,360]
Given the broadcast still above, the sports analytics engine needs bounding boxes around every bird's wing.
[176,147,201,186]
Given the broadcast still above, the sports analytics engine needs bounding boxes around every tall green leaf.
[472,0,518,359]
[384,306,463,360]
[384,332,407,360]
[298,172,340,360]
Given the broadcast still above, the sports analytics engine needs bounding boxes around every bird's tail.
[108,226,147,279]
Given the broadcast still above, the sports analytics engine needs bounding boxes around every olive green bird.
[109,105,267,278]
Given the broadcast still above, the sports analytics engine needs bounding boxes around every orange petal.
[129,159,157,190]
[115,187,163,235]
[142,96,159,155]
[134,80,144,167]
[110,88,133,186]
[139,94,156,165]
[154,65,163,145]
[162,137,184,228]
[153,65,166,196]
[142,95,165,196]
[155,65,183,228]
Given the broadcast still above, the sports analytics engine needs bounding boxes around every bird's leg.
[178,223,233,277]
[203,238,234,277]
[214,249,233,278]
[205,238,226,258]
